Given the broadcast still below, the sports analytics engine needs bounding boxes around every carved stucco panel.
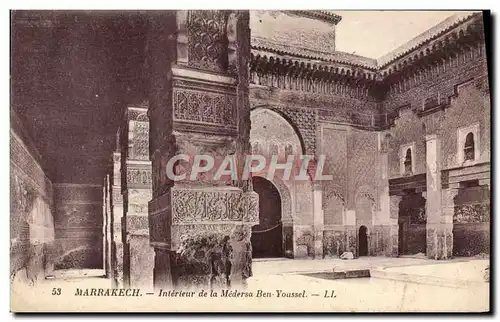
[173,88,237,129]
[171,188,258,224]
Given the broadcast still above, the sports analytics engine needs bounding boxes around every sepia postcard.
[10,9,491,313]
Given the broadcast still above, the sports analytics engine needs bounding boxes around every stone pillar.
[102,179,107,276]
[147,10,258,290]
[282,216,294,258]
[374,136,392,256]
[312,182,324,259]
[442,183,459,258]
[389,195,402,257]
[425,134,451,259]
[121,104,155,290]
[103,175,112,278]
[110,150,124,288]
[344,209,357,256]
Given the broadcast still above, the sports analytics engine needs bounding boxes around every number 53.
[52,288,61,295]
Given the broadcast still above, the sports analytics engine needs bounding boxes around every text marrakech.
[74,288,141,297]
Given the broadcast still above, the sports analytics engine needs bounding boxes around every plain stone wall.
[52,184,103,269]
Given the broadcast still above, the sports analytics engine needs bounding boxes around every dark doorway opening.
[251,176,283,258]
[453,184,490,257]
[398,192,427,255]
[358,225,368,256]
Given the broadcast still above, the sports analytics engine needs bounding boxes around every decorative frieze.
[318,108,381,128]
[171,188,258,224]
[10,132,52,198]
[127,105,149,121]
[173,88,237,130]
[126,168,152,186]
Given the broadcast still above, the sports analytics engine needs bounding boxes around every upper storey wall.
[251,11,337,54]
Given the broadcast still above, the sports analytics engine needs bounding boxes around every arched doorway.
[358,226,368,256]
[251,176,283,258]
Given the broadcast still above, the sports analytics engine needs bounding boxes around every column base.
[389,224,399,257]
[111,241,124,288]
[322,229,345,258]
[313,230,323,259]
[370,225,393,256]
[153,247,173,291]
[283,225,294,258]
[426,223,453,260]
[344,226,357,257]
[124,234,154,290]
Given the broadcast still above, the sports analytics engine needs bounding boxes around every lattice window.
[464,132,475,161]
[404,148,413,176]
[457,123,480,165]
[400,143,415,176]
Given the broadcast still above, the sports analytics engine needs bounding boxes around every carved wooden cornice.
[249,52,379,99]
[379,13,485,83]
[378,12,480,67]
[251,37,378,70]
[251,12,485,87]
[290,10,342,25]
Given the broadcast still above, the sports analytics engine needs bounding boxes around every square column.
[389,195,402,257]
[147,11,258,290]
[425,134,451,259]
[121,105,155,290]
[343,210,357,256]
[373,136,394,256]
[103,174,112,278]
[110,151,124,288]
[441,184,459,257]
[312,181,324,259]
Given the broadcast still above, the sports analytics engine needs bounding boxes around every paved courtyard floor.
[11,256,490,312]
[252,256,435,275]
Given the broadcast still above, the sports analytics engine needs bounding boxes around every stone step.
[330,269,371,279]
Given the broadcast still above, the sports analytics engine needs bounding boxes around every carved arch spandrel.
[250,106,307,156]
[322,182,346,226]
[355,185,377,214]
[253,174,293,224]
[323,182,346,207]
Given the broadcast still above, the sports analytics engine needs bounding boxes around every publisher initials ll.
[324,290,336,298]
